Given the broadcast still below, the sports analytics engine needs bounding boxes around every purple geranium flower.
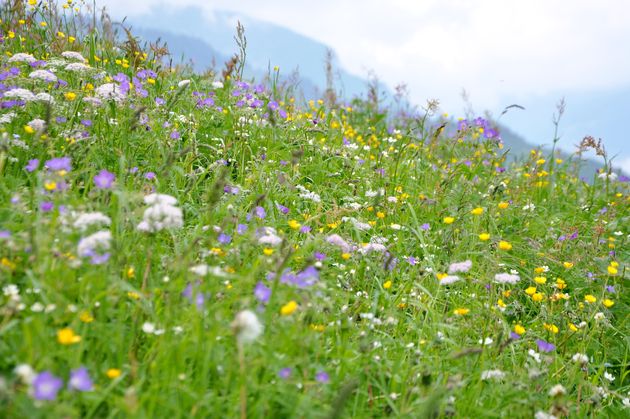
[25,159,39,172]
[254,206,266,219]
[45,157,72,172]
[254,281,271,304]
[236,224,248,235]
[32,371,63,400]
[278,367,292,379]
[535,339,556,353]
[40,201,54,212]
[93,169,115,189]
[69,367,93,391]
[276,203,289,214]
[217,233,231,245]
[144,172,156,180]
[420,223,430,231]
[315,371,330,383]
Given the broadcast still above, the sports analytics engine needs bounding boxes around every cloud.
[98,0,630,112]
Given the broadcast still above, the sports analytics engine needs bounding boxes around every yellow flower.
[525,286,537,295]
[106,368,121,379]
[263,248,274,256]
[24,125,35,134]
[376,211,385,219]
[602,299,614,308]
[498,202,509,209]
[470,207,484,215]
[514,324,526,335]
[563,261,574,269]
[532,292,544,302]
[68,36,76,43]
[127,291,140,300]
[584,295,597,304]
[610,261,619,268]
[478,233,490,241]
[64,92,77,101]
[443,216,455,224]
[280,300,298,316]
[287,219,301,230]
[534,276,547,285]
[568,323,578,332]
[453,308,469,315]
[383,280,392,289]
[607,265,618,275]
[79,311,94,323]
[543,323,559,333]
[497,299,506,308]
[40,21,47,27]
[555,278,566,289]
[126,267,135,278]
[498,240,512,251]
[57,328,81,344]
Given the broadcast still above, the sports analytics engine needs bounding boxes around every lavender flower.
[254,281,271,304]
[68,367,93,391]
[278,367,292,379]
[25,159,39,172]
[535,339,556,353]
[93,169,115,189]
[45,157,72,172]
[32,371,63,400]
[315,371,330,383]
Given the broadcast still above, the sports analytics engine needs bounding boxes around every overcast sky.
[98,0,629,169]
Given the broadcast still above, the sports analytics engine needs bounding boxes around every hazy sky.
[98,0,630,169]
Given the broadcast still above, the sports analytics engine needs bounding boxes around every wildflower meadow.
[0,1,628,418]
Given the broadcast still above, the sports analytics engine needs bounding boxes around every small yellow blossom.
[514,324,526,335]
[64,92,76,101]
[584,295,597,304]
[79,311,94,323]
[44,181,57,191]
[287,219,301,230]
[602,299,614,308]
[280,300,298,316]
[127,291,140,300]
[24,125,35,134]
[478,233,490,241]
[341,252,351,260]
[126,267,135,278]
[525,286,537,295]
[532,292,544,302]
[534,276,547,285]
[443,216,455,224]
[453,308,469,315]
[607,265,618,275]
[544,323,559,334]
[563,261,574,269]
[106,368,121,379]
[57,328,81,344]
[471,207,484,215]
[498,240,512,251]
[376,211,385,219]
[498,202,509,209]
[383,280,392,289]
[568,323,578,332]
[263,248,274,256]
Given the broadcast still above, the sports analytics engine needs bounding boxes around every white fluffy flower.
[571,353,589,364]
[211,80,224,89]
[65,62,91,72]
[494,272,520,284]
[29,69,58,83]
[77,230,112,257]
[3,88,36,102]
[14,364,35,384]
[73,212,111,231]
[142,322,156,334]
[231,310,263,344]
[448,260,472,274]
[358,243,387,254]
[535,412,557,419]
[95,83,126,102]
[598,172,618,181]
[137,194,183,233]
[326,234,354,253]
[548,384,566,397]
[178,79,191,88]
[27,118,46,132]
[439,275,461,285]
[8,53,36,63]
[34,92,55,103]
[0,112,16,125]
[480,369,505,380]
[61,51,86,61]
[257,227,282,246]
[603,371,615,382]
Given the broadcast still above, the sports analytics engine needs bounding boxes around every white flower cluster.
[65,62,91,73]
[257,227,282,246]
[61,51,86,61]
[73,212,111,232]
[296,184,321,203]
[8,53,36,63]
[29,70,57,83]
[77,230,112,258]
[95,83,126,102]
[137,194,183,233]
[231,310,263,344]
[3,88,36,102]
[494,272,520,284]
[480,369,505,380]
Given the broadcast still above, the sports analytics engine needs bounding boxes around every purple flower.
[407,256,417,265]
[93,169,115,189]
[605,285,616,293]
[315,371,330,383]
[268,101,279,111]
[144,172,156,180]
[170,130,180,140]
[81,119,92,127]
[535,339,555,353]
[420,223,430,231]
[278,367,292,379]
[182,283,207,310]
[45,157,72,172]
[236,224,248,235]
[299,225,312,234]
[276,203,289,214]
[40,201,54,212]
[510,331,521,340]
[254,281,271,304]
[25,159,39,172]
[217,233,231,245]
[254,206,266,219]
[314,252,326,261]
[155,97,166,106]
[69,367,93,391]
[0,230,10,239]
[32,371,63,400]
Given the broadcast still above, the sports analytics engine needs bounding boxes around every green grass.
[0,1,628,418]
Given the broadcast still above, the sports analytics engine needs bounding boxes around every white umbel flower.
[14,364,35,384]
[137,194,183,233]
[29,69,58,83]
[211,80,224,89]
[95,83,126,102]
[77,230,112,257]
[65,62,91,72]
[73,212,111,231]
[8,53,36,63]
[61,51,86,61]
[3,88,36,102]
[571,353,589,364]
[494,272,520,284]
[549,384,566,397]
[232,310,263,344]
[480,369,505,380]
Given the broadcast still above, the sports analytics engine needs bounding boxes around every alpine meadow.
[0,1,628,418]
